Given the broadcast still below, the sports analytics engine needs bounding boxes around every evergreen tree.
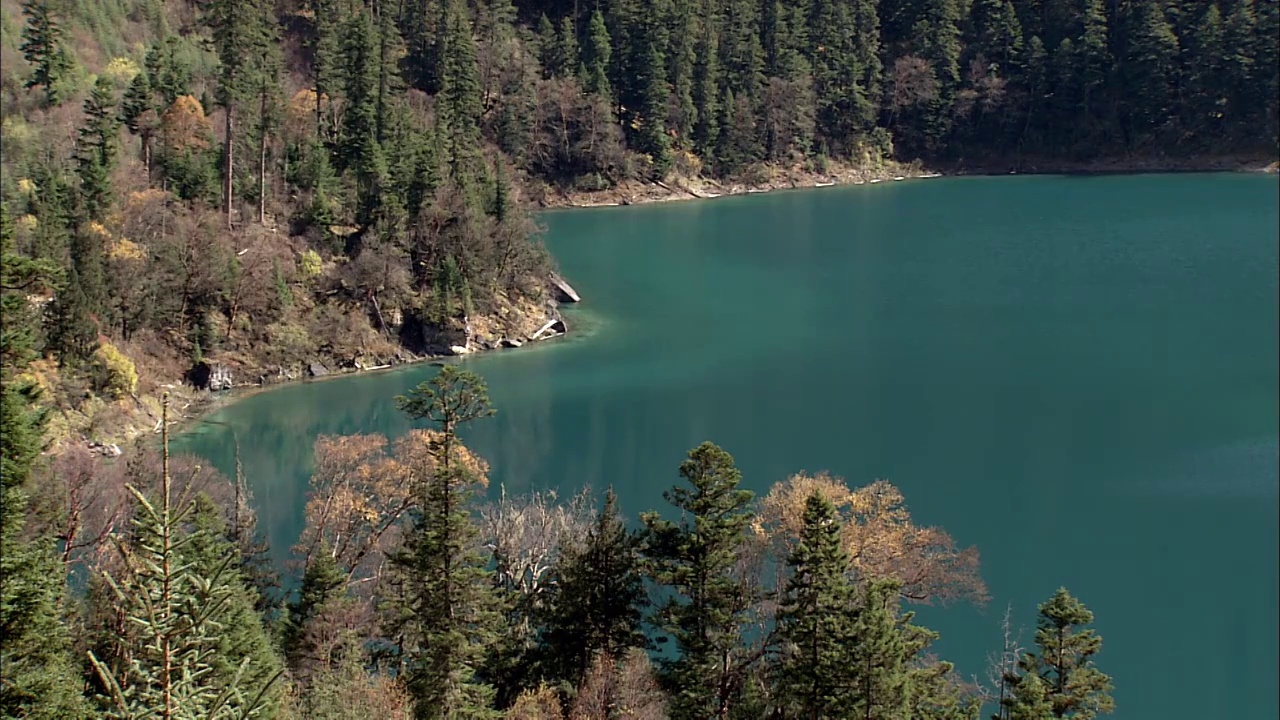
[282,551,348,672]
[641,442,757,720]
[551,16,581,79]
[691,10,721,157]
[847,580,915,720]
[635,35,673,176]
[539,488,649,689]
[77,77,122,220]
[1221,0,1258,126]
[1004,588,1114,720]
[88,397,283,720]
[0,208,87,720]
[182,496,287,717]
[19,0,72,105]
[439,0,486,190]
[1121,0,1179,143]
[206,0,276,225]
[1002,673,1054,720]
[390,366,502,719]
[774,493,859,719]
[581,10,614,98]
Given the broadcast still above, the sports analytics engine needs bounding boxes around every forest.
[0,0,1277,451]
[2,362,1116,719]
[0,0,1269,715]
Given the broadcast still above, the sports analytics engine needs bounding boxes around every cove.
[175,173,1280,720]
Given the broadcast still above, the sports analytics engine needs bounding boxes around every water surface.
[177,174,1280,720]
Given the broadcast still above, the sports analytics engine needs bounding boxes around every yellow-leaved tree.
[754,472,988,605]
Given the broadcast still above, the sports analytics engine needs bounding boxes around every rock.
[209,364,233,392]
[550,273,581,303]
[528,318,568,341]
[448,345,471,355]
[500,338,524,348]
[107,444,122,457]
[308,362,330,377]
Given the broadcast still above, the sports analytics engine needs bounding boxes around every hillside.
[2,0,1278,445]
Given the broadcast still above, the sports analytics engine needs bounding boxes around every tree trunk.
[259,91,268,224]
[224,104,235,229]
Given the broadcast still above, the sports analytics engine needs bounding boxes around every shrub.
[299,249,323,279]
[91,341,138,398]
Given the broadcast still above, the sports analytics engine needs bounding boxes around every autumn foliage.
[755,472,988,605]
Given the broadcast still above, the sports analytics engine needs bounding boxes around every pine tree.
[847,580,915,720]
[1121,0,1179,143]
[635,35,673,177]
[1005,588,1114,720]
[969,0,1024,74]
[0,208,87,720]
[691,4,721,157]
[438,0,485,191]
[641,442,757,720]
[390,367,502,719]
[1221,0,1258,126]
[1002,673,1054,720]
[551,16,581,79]
[582,10,614,98]
[539,488,649,689]
[206,0,275,226]
[77,77,122,220]
[282,552,348,673]
[88,396,283,720]
[775,493,859,719]
[19,0,72,105]
[182,496,287,717]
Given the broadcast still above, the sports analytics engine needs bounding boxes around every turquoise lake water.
[176,173,1280,719]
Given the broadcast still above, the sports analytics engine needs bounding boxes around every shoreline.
[537,154,1277,210]
[126,154,1280,444]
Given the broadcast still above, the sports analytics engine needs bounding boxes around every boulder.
[500,338,524,349]
[308,362,329,377]
[448,345,472,355]
[550,273,581,303]
[528,318,568,341]
[209,364,234,392]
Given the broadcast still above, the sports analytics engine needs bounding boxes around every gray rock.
[550,273,582,303]
[308,362,330,377]
[500,338,524,348]
[209,364,233,392]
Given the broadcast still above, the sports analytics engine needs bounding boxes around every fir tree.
[88,396,283,720]
[19,0,72,105]
[641,442,757,720]
[0,207,87,719]
[206,0,276,226]
[77,77,122,220]
[282,552,348,674]
[1004,588,1114,720]
[439,0,485,189]
[582,10,614,97]
[775,493,859,719]
[390,367,502,719]
[539,488,649,689]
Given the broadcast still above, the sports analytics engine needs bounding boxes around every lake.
[176,173,1280,720]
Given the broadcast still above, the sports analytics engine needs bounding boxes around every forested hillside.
[1,0,1277,444]
[0,0,1268,715]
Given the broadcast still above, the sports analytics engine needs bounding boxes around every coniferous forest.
[0,0,1274,715]
[2,361,1119,719]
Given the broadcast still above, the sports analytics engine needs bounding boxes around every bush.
[299,249,323,279]
[91,341,138,399]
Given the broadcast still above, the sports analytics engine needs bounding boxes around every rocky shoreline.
[98,153,1277,447]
